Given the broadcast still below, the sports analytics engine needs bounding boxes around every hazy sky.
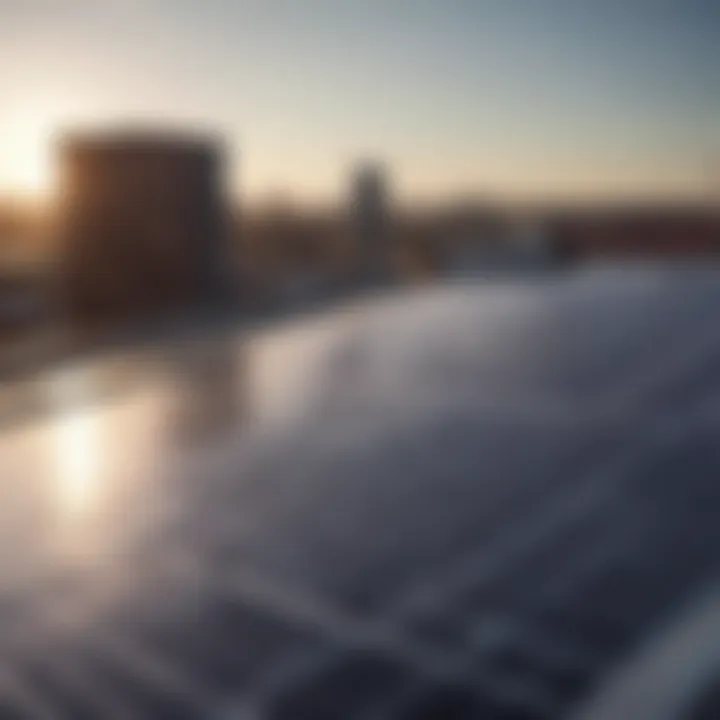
[1,0,718,202]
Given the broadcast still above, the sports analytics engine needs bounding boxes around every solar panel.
[2,266,720,718]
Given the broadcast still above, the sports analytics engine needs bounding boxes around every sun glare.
[49,369,103,518]
[56,406,100,517]
[2,108,59,198]
[5,137,53,198]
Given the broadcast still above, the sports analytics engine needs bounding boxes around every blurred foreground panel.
[2,266,720,718]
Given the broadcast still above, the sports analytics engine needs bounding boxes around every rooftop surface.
[2,265,720,718]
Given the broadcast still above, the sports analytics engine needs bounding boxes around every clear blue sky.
[1,0,718,202]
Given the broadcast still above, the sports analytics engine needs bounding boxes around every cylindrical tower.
[56,130,231,328]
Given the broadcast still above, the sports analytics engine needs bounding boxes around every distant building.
[549,206,720,261]
[349,163,390,283]
[56,130,231,327]
[240,202,348,311]
[393,203,551,280]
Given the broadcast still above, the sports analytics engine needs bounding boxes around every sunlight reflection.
[55,405,100,517]
[48,368,103,520]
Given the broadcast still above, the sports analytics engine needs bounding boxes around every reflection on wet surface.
[163,339,247,448]
[0,305,362,642]
[3,268,720,717]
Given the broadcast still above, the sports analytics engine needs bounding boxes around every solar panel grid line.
[356,416,720,716]
[11,648,133,720]
[386,471,623,623]
[0,608,127,719]
[181,570,477,719]
[347,617,579,718]
[527,473,705,583]
[76,623,213,715]
[385,400,705,627]
[218,571,398,652]
[401,497,621,637]
[92,604,279,720]
[211,571,563,719]
[87,584,325,714]
[219,571,465,680]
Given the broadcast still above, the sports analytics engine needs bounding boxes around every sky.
[0,0,719,203]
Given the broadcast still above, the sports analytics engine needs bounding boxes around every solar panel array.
[2,266,720,718]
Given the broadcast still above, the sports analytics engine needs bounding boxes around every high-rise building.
[349,162,390,283]
[56,130,231,327]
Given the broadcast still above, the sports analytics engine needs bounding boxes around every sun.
[1,108,59,198]
[3,133,54,198]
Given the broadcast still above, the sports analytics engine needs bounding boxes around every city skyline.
[1,0,719,203]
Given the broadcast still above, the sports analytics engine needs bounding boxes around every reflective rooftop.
[3,266,720,718]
